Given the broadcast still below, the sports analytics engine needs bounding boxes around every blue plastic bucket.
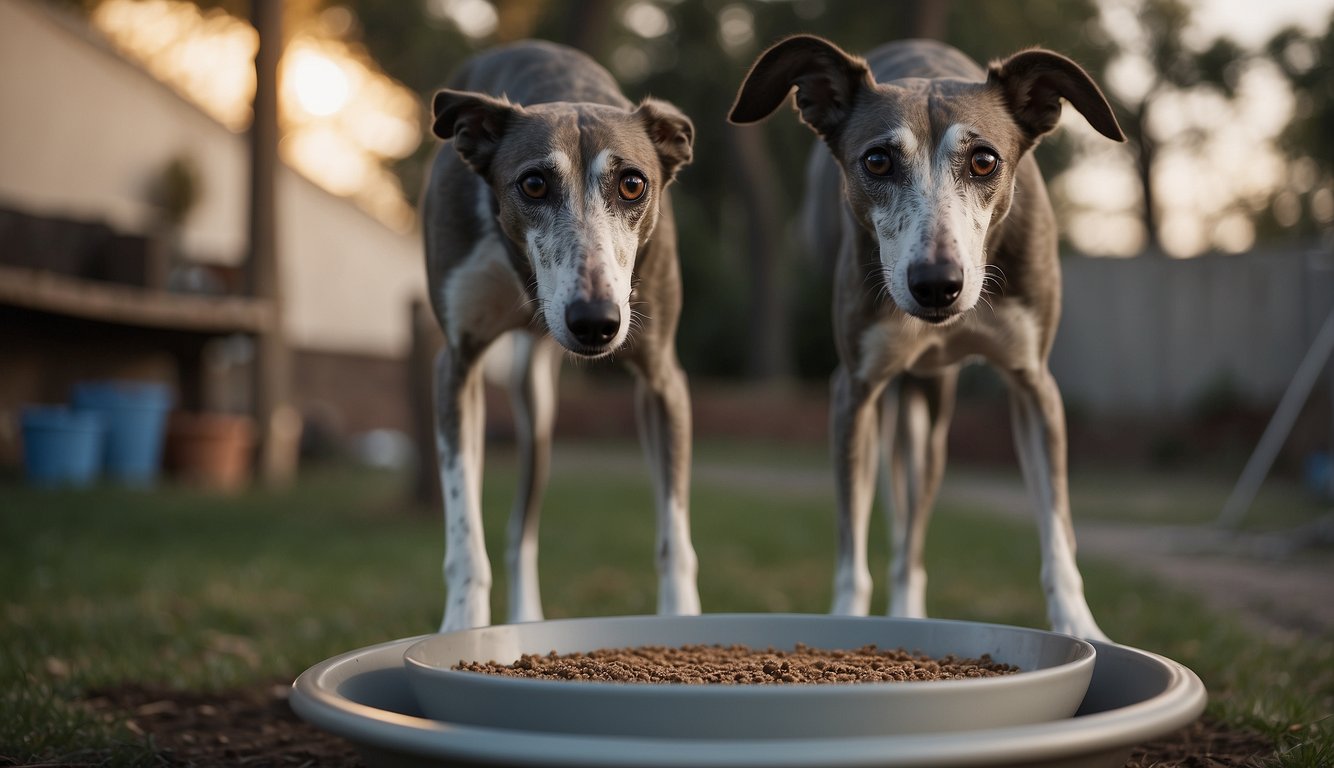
[1305,452,1333,500]
[72,380,173,486]
[21,406,104,487]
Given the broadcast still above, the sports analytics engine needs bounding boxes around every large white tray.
[290,619,1205,768]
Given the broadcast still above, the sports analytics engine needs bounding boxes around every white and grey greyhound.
[423,41,699,632]
[731,36,1124,640]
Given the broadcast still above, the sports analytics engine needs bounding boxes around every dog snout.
[564,299,621,348]
[907,261,963,311]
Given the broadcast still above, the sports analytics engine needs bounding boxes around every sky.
[1192,0,1333,45]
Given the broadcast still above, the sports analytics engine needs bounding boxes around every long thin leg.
[1006,366,1108,641]
[633,356,700,615]
[504,332,560,623]
[831,365,885,615]
[882,370,957,618]
[435,345,491,632]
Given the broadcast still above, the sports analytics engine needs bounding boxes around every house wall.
[0,0,425,357]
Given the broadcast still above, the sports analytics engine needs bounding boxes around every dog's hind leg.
[881,369,958,618]
[436,344,492,632]
[504,331,560,624]
[1005,366,1108,641]
[631,353,700,616]
[831,366,887,616]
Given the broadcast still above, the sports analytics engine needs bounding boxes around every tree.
[1264,15,1334,240]
[1090,0,1247,254]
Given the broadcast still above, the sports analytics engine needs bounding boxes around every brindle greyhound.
[424,41,699,632]
[731,36,1124,639]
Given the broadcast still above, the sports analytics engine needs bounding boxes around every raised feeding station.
[291,615,1206,768]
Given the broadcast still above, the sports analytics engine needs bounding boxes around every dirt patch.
[80,681,361,767]
[44,683,1275,768]
[1124,715,1277,767]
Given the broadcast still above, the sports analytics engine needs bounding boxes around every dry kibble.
[452,643,1019,684]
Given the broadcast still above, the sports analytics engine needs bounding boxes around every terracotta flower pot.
[165,412,255,491]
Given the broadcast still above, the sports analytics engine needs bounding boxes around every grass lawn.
[2,439,1331,765]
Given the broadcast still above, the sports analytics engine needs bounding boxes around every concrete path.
[937,473,1334,643]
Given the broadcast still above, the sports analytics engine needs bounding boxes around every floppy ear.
[987,49,1125,147]
[636,97,694,182]
[431,89,518,175]
[729,35,874,145]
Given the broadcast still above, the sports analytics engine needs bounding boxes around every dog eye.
[863,149,892,177]
[969,149,999,178]
[618,172,647,202]
[518,173,548,200]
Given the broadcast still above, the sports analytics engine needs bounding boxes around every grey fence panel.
[1050,247,1334,417]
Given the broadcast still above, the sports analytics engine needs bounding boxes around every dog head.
[432,91,693,356]
[731,35,1123,324]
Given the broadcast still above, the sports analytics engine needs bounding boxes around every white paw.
[508,601,544,624]
[658,578,701,616]
[888,602,926,619]
[889,585,927,618]
[1050,607,1110,642]
[440,590,490,633]
[831,593,871,616]
[832,570,872,615]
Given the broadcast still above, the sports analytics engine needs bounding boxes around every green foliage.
[151,154,201,226]
[0,647,154,766]
[1264,15,1334,240]
[788,252,839,380]
[1189,369,1249,421]
[1269,16,1334,177]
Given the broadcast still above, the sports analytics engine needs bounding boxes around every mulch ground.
[11,682,1279,767]
[80,682,361,767]
[1124,717,1276,767]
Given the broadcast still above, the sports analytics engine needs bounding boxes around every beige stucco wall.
[0,1,425,356]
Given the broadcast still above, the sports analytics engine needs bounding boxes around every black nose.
[564,299,621,347]
[907,262,963,309]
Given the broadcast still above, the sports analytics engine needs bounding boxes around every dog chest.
[440,239,531,350]
[855,303,1043,380]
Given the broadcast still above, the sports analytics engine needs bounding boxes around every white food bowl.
[402,614,1096,739]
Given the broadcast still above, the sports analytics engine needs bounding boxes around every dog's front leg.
[435,344,491,632]
[504,331,560,624]
[632,356,700,616]
[881,370,958,618]
[831,365,885,615]
[1006,366,1108,641]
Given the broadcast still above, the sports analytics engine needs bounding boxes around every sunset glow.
[91,0,421,232]
[287,48,350,118]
